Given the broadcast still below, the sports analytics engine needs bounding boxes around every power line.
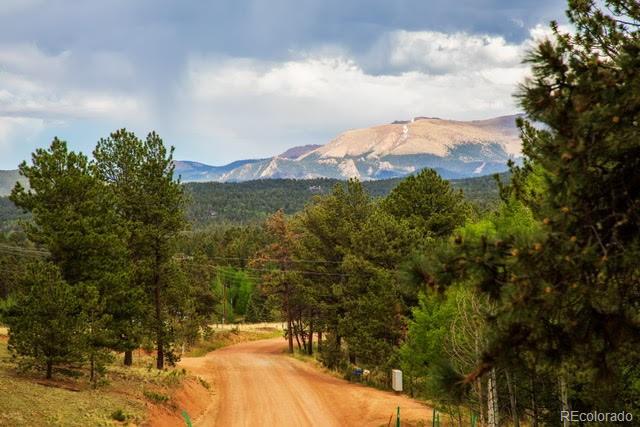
[176,258,350,278]
[0,246,49,258]
[0,244,349,277]
[191,255,343,265]
[0,244,49,255]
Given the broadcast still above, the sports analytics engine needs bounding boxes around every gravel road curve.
[179,337,433,427]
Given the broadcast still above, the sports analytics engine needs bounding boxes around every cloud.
[0,43,149,121]
[364,30,524,75]
[174,28,535,159]
[0,19,561,167]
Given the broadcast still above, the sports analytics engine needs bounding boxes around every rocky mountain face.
[0,115,523,193]
[174,114,522,182]
[0,170,27,197]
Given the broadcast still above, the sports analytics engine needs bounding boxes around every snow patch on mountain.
[474,162,486,174]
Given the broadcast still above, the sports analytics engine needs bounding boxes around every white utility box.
[391,369,403,392]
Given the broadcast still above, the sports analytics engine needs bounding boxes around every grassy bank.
[0,337,150,426]
[0,324,282,426]
[0,333,194,426]
[185,325,283,357]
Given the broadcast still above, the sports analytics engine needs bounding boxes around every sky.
[0,0,568,169]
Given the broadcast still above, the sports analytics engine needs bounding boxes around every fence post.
[182,410,193,427]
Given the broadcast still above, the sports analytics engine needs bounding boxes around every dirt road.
[180,338,433,427]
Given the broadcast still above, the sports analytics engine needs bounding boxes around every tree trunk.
[317,330,322,351]
[307,318,314,355]
[46,360,53,379]
[295,323,303,351]
[559,371,569,427]
[505,370,519,427]
[124,350,133,366]
[530,375,539,427]
[285,288,294,354]
[487,368,499,427]
[90,353,95,383]
[477,378,485,427]
[154,248,164,370]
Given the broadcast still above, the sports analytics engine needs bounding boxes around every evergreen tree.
[94,130,187,369]
[298,180,371,366]
[382,168,472,238]
[404,0,640,416]
[1,261,82,379]
[250,210,301,353]
[10,139,130,381]
[511,0,640,412]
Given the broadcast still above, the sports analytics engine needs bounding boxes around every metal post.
[182,410,193,427]
[396,406,400,427]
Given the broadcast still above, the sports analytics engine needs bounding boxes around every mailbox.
[392,369,403,392]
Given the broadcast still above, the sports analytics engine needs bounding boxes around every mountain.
[174,114,522,182]
[0,170,27,197]
[173,159,265,182]
[278,144,323,159]
[0,114,522,192]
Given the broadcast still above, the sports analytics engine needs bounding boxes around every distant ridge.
[278,144,323,159]
[170,114,522,183]
[0,114,524,192]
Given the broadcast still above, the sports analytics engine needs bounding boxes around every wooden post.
[222,277,227,325]
[487,368,499,427]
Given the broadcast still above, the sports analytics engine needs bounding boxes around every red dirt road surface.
[179,337,433,427]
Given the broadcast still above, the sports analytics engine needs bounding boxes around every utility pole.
[222,278,227,325]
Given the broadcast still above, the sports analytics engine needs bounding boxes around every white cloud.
[176,28,536,157]
[1,25,554,166]
[369,30,524,75]
[0,43,148,122]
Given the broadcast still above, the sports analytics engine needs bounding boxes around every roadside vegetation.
[0,328,183,426]
[184,326,282,357]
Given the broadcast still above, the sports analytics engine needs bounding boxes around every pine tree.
[250,210,301,354]
[1,261,82,379]
[10,139,130,381]
[382,168,472,238]
[414,0,640,415]
[94,130,186,369]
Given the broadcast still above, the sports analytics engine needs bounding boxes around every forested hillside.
[184,173,503,226]
[1,173,503,228]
